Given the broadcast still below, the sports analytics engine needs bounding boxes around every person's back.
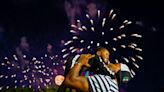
[87,74,119,92]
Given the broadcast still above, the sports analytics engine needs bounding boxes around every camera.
[87,55,100,71]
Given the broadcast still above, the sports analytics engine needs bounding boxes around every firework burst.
[0,53,64,91]
[60,9,143,79]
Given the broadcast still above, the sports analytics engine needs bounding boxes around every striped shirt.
[87,74,119,92]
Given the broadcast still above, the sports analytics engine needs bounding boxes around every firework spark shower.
[0,0,163,92]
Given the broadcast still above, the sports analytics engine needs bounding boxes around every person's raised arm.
[63,54,94,92]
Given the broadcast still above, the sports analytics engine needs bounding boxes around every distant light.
[42,65,45,68]
[113,38,117,41]
[86,14,90,19]
[91,27,95,31]
[117,36,122,39]
[70,30,77,34]
[14,80,17,83]
[112,48,116,51]
[119,25,125,29]
[127,21,132,25]
[4,57,8,60]
[128,45,135,49]
[5,76,8,78]
[130,57,136,62]
[102,32,105,35]
[80,40,84,43]
[102,18,106,27]
[0,87,3,90]
[64,40,73,46]
[69,46,74,50]
[131,34,142,38]
[105,41,108,45]
[151,26,157,32]
[11,64,15,67]
[72,36,78,40]
[82,26,87,30]
[97,43,100,47]
[115,59,119,63]
[80,48,84,52]
[63,53,69,58]
[23,55,26,58]
[38,86,40,89]
[110,28,113,31]
[121,34,126,37]
[133,62,139,68]
[71,49,77,53]
[131,69,136,75]
[6,86,9,89]
[45,79,50,83]
[71,25,77,28]
[78,27,83,31]
[98,10,100,17]
[0,75,4,78]
[90,41,93,44]
[1,63,5,66]
[32,57,37,61]
[87,46,91,49]
[136,55,143,60]
[111,14,116,20]
[109,9,114,17]
[90,19,94,25]
[13,55,18,60]
[55,75,65,86]
[136,21,144,26]
[45,54,47,57]
[77,20,80,23]
[135,48,142,52]
[123,20,128,24]
[130,43,137,47]
[7,67,11,70]
[29,80,32,83]
[121,45,126,48]
[123,57,129,63]
[41,57,43,59]
[29,85,31,88]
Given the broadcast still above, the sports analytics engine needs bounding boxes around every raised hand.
[77,54,95,67]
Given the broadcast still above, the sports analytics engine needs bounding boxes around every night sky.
[0,0,163,92]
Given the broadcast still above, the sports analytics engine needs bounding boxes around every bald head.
[96,47,110,64]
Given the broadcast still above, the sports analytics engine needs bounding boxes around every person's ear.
[96,51,101,56]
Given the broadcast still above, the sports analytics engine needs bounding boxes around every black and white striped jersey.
[87,74,119,92]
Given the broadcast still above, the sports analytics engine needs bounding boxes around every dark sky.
[0,0,163,92]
